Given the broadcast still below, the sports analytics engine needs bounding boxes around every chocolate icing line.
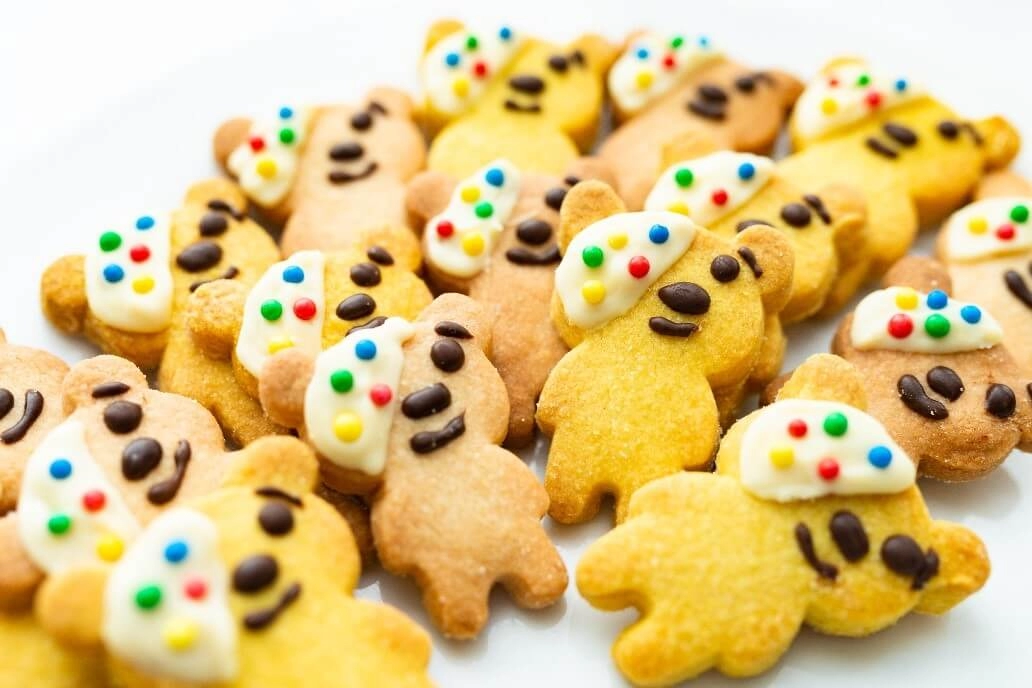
[0,389,43,444]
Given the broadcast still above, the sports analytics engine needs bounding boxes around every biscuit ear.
[36,566,109,648]
[424,19,464,53]
[570,33,619,75]
[564,156,617,189]
[733,225,794,313]
[775,354,867,410]
[366,86,415,121]
[406,170,457,227]
[881,256,952,294]
[976,116,1021,172]
[41,255,88,335]
[183,178,247,210]
[213,117,253,170]
[62,355,147,415]
[186,280,248,360]
[222,436,320,496]
[767,68,804,109]
[557,180,627,253]
[418,294,493,353]
[258,348,315,430]
[916,521,990,615]
[975,170,1032,200]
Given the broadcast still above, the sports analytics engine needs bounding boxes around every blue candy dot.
[355,339,377,360]
[135,216,155,230]
[926,289,948,310]
[737,162,756,181]
[445,52,460,68]
[894,78,907,92]
[164,540,189,564]
[868,445,893,469]
[636,47,650,60]
[698,36,710,48]
[648,224,670,244]
[279,106,294,119]
[960,305,982,324]
[103,264,125,283]
[49,459,72,480]
[484,167,505,187]
[499,26,512,40]
[282,265,304,283]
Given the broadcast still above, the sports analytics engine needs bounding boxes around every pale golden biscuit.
[828,256,1032,481]
[406,157,614,446]
[578,354,989,685]
[214,88,425,259]
[259,294,567,638]
[537,181,793,524]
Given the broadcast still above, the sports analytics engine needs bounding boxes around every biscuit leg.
[499,529,568,609]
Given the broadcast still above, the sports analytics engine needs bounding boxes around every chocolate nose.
[329,142,364,161]
[698,84,728,103]
[509,75,545,94]
[658,282,710,315]
[233,554,279,593]
[176,241,223,273]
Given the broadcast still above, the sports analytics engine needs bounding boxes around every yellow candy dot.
[607,233,628,250]
[131,276,155,294]
[96,534,124,562]
[267,336,294,355]
[667,200,691,216]
[967,216,988,235]
[635,70,654,90]
[769,446,794,469]
[821,97,838,115]
[894,287,919,310]
[460,185,480,203]
[334,411,363,442]
[255,157,278,179]
[461,232,485,256]
[163,619,199,652]
[582,280,606,305]
[452,77,470,97]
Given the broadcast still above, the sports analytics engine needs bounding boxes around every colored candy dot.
[334,411,363,442]
[460,186,480,203]
[293,297,317,321]
[996,223,1016,240]
[662,54,676,70]
[260,299,283,321]
[282,265,304,283]
[184,578,207,601]
[582,245,604,268]
[82,490,106,512]
[1011,205,1029,223]
[769,446,794,469]
[96,534,124,562]
[635,70,654,90]
[163,619,199,651]
[821,97,838,115]
[960,305,982,324]
[924,313,950,338]
[667,200,690,216]
[787,419,808,438]
[485,167,505,187]
[499,27,512,40]
[135,585,162,610]
[827,77,840,87]
[636,47,649,60]
[136,216,155,230]
[103,264,124,283]
[868,445,893,469]
[894,79,907,92]
[465,35,478,50]
[628,256,651,278]
[711,189,728,206]
[256,158,278,179]
[737,162,756,180]
[279,106,293,119]
[582,280,606,304]
[369,384,393,407]
[249,136,265,152]
[473,61,488,78]
[267,336,294,355]
[278,127,295,144]
[129,245,150,263]
[674,168,694,188]
[445,52,460,67]
[894,288,919,310]
[330,369,354,393]
[164,540,189,564]
[48,514,71,535]
[474,201,494,218]
[452,77,467,96]
[99,231,122,252]
[698,36,710,47]
[818,458,840,481]
[887,313,914,339]
[132,276,155,295]
[856,73,871,86]
[823,412,848,437]
[608,233,628,249]
[926,290,948,310]
[670,35,684,49]
[865,91,882,108]
[49,459,72,480]
[355,339,377,360]
[462,232,485,256]
[436,220,455,238]
[967,217,987,234]
[649,224,669,244]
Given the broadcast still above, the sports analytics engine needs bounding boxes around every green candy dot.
[135,585,162,611]
[924,313,951,338]
[260,299,283,322]
[330,369,354,393]
[1011,204,1029,223]
[474,201,493,219]
[823,412,848,437]
[47,514,71,535]
[856,73,871,86]
[674,168,694,188]
[465,35,478,51]
[581,245,604,268]
[670,35,684,49]
[99,231,122,252]
[278,127,296,144]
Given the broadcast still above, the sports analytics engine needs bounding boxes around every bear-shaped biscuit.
[778,57,1020,313]
[536,180,794,524]
[577,354,990,685]
[935,171,1032,375]
[598,33,803,209]
[405,157,614,446]
[643,150,867,322]
[828,256,1032,481]
[421,20,617,177]
[258,294,567,639]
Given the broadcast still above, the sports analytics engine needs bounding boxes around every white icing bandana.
[227,106,310,207]
[608,32,721,115]
[943,197,1032,262]
[420,26,522,116]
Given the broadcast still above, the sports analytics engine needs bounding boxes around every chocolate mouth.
[0,389,43,444]
[505,245,560,265]
[328,161,378,185]
[243,581,302,631]
[504,98,542,114]
[1004,268,1032,309]
[648,317,699,338]
[189,266,239,293]
[409,413,466,454]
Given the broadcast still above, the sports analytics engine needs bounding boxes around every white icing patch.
[794,61,924,139]
[424,159,522,278]
[236,251,326,377]
[850,286,1002,353]
[421,26,522,116]
[17,418,140,574]
[84,214,174,333]
[608,32,722,115]
[227,106,310,207]
[740,399,915,502]
[555,211,697,329]
[943,197,1032,262]
[103,508,236,684]
[304,317,413,475]
[644,152,775,226]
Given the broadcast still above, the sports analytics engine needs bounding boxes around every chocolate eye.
[986,384,1017,419]
[734,75,756,93]
[780,203,812,228]
[199,212,229,237]
[233,554,279,593]
[926,366,964,401]
[937,120,959,140]
[350,262,381,287]
[176,241,223,272]
[516,219,553,245]
[698,84,728,103]
[544,187,567,211]
[258,502,294,536]
[548,55,569,73]
[710,255,740,283]
[829,511,869,562]
[121,438,163,481]
[366,246,394,266]
[883,122,918,147]
[570,50,586,66]
[103,400,143,434]
[431,339,465,373]
[350,112,372,131]
[658,282,710,315]
[880,535,925,575]
[336,294,376,320]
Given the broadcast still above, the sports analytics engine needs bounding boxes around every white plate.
[3,1,1030,685]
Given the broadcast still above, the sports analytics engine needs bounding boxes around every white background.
[2,0,1030,685]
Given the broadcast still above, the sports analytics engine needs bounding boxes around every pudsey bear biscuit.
[213,88,425,258]
[258,294,567,638]
[405,157,614,446]
[578,354,990,685]
[779,57,1020,312]
[422,21,617,176]
[829,256,1032,481]
[536,180,793,524]
[599,34,803,209]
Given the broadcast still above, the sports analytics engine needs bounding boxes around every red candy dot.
[293,298,317,321]
[818,458,840,481]
[996,223,1016,240]
[662,54,676,69]
[627,255,650,279]
[711,189,728,206]
[887,313,914,339]
[369,384,393,407]
[828,77,839,87]
[82,490,106,512]
[129,245,150,263]
[248,136,265,152]
[436,220,455,238]
[184,578,207,601]
[473,61,488,78]
[865,91,882,108]
[787,419,808,438]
